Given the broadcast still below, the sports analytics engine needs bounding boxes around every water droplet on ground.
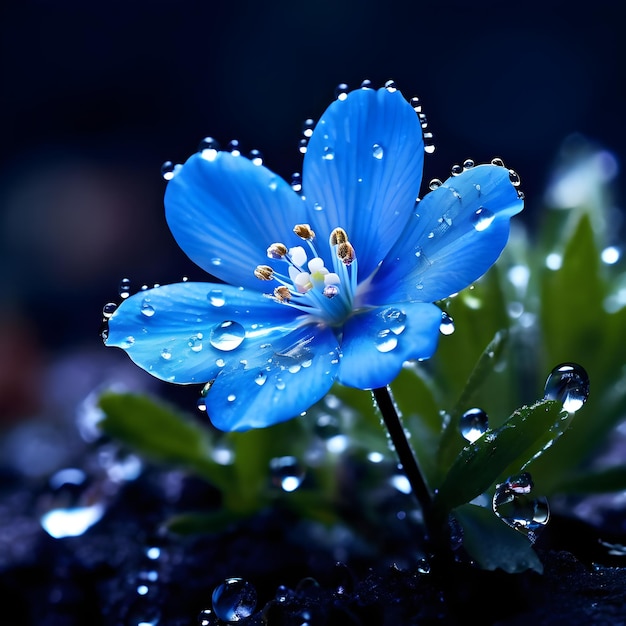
[459,408,488,442]
[212,577,257,622]
[544,363,590,412]
[209,321,245,351]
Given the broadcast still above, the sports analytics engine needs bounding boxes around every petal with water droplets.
[165,153,307,291]
[338,302,442,389]
[205,325,340,431]
[303,87,424,278]
[366,164,523,304]
[106,282,302,384]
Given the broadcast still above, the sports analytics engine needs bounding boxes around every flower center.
[255,224,359,325]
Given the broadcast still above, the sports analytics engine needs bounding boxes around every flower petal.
[303,87,424,278]
[165,153,307,290]
[338,302,442,389]
[106,282,303,384]
[204,324,340,431]
[364,164,523,305]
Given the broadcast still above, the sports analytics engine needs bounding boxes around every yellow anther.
[274,286,292,302]
[293,223,316,240]
[254,265,274,281]
[337,241,356,265]
[267,243,288,259]
[330,227,348,246]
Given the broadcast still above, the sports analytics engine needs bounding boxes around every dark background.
[0,0,625,420]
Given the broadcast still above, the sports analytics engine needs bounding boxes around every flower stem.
[372,386,443,550]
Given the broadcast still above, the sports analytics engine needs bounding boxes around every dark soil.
[2,461,626,626]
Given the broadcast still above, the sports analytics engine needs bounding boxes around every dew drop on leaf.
[459,407,488,442]
[543,362,590,413]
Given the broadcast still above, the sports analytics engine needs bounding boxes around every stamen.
[337,241,356,265]
[274,286,291,301]
[293,224,316,240]
[267,243,288,259]
[330,227,348,245]
[254,265,274,280]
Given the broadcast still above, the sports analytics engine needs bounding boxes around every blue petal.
[204,324,340,431]
[364,165,523,305]
[303,87,424,279]
[165,153,308,291]
[338,302,442,389]
[106,282,304,384]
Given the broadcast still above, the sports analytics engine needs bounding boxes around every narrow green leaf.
[454,504,543,574]
[433,399,564,516]
[98,391,230,488]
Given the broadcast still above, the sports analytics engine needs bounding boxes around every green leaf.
[165,510,245,535]
[433,399,564,517]
[97,391,230,489]
[454,504,543,573]
[551,466,626,495]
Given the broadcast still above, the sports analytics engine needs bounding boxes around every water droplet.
[160,348,172,360]
[381,307,406,335]
[290,172,302,192]
[335,82,349,100]
[227,140,241,156]
[543,363,590,413]
[302,118,315,137]
[322,146,335,160]
[269,456,305,492]
[121,336,135,349]
[491,157,505,167]
[493,473,550,536]
[209,321,245,351]
[208,289,225,307]
[471,207,495,231]
[410,96,422,111]
[102,302,117,318]
[459,408,488,442]
[254,372,267,386]
[375,329,398,353]
[210,257,222,266]
[451,164,463,176]
[227,394,236,403]
[508,169,521,186]
[384,79,397,92]
[141,298,155,317]
[119,278,132,299]
[372,143,384,160]
[423,132,435,153]
[439,312,455,335]
[160,161,179,180]
[212,577,257,622]
[463,159,475,169]
[313,202,323,212]
[188,333,203,352]
[429,178,442,190]
[249,149,263,166]
[199,137,219,161]
[298,138,308,154]
[601,246,621,265]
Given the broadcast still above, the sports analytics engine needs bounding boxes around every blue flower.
[105,84,523,432]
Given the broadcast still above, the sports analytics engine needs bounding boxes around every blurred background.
[0,0,625,441]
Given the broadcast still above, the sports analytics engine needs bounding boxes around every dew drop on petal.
[384,79,397,92]
[302,118,315,137]
[160,348,172,361]
[254,372,267,386]
[275,380,286,391]
[491,157,506,167]
[459,407,488,442]
[227,394,236,403]
[372,143,384,160]
[471,207,495,231]
[375,329,398,353]
[249,149,263,166]
[335,83,349,100]
[102,302,117,318]
[322,146,335,160]
[141,298,155,317]
[543,363,590,413]
[463,159,475,169]
[423,133,435,153]
[209,321,245,351]
[269,456,305,492]
[508,169,521,186]
[290,172,302,192]
[119,278,132,299]
[429,178,442,190]
[451,164,463,176]
[439,312,455,335]
[208,289,226,307]
[160,161,177,180]
[212,577,257,622]
[188,333,203,352]
[381,307,406,335]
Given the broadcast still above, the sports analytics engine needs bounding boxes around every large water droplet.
[544,363,590,413]
[209,321,245,351]
[375,329,398,353]
[160,161,179,180]
[471,207,495,231]
[141,298,155,317]
[208,289,225,307]
[493,473,550,536]
[439,312,455,335]
[212,577,257,622]
[381,307,406,335]
[429,178,442,190]
[459,408,488,442]
[102,302,118,318]
[372,143,384,160]
[269,456,305,492]
[254,372,267,386]
[198,137,219,161]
